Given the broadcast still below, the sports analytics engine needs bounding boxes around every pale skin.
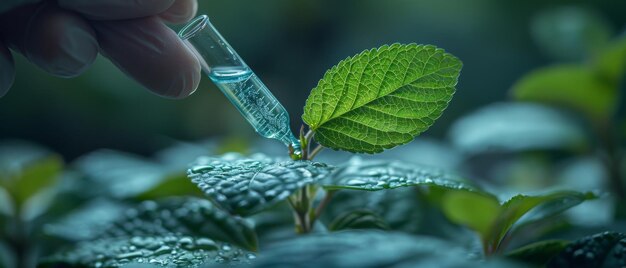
[0,0,202,99]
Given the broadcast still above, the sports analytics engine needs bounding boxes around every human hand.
[0,0,201,98]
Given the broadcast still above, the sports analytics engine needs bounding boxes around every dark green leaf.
[302,43,462,154]
[40,235,254,267]
[548,232,626,268]
[252,230,519,268]
[594,36,626,83]
[322,158,474,192]
[46,197,258,251]
[506,240,569,266]
[329,209,390,231]
[188,154,333,216]
[490,191,597,251]
[512,65,617,120]
[449,102,587,153]
[440,190,501,238]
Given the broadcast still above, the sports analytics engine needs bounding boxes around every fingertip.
[93,17,201,99]
[160,0,198,24]
[0,43,15,98]
[23,4,98,78]
[59,0,176,20]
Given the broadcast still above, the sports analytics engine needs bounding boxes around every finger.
[92,16,200,99]
[58,0,176,20]
[159,0,198,24]
[0,42,15,97]
[0,3,98,78]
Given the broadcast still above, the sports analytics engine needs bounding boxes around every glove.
[0,0,201,99]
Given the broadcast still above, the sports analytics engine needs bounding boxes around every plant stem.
[308,145,325,160]
[314,191,334,219]
[598,123,625,219]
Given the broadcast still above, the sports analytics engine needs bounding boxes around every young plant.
[34,43,603,267]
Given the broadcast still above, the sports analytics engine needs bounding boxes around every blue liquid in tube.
[179,15,301,155]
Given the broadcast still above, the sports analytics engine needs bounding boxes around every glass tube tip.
[179,15,209,40]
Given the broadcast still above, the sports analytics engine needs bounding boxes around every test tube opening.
[178,15,209,40]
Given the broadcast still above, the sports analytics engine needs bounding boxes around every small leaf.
[449,102,588,153]
[46,197,258,251]
[594,36,626,83]
[302,43,462,154]
[548,231,626,268]
[506,240,569,266]
[511,65,617,120]
[322,157,475,192]
[187,154,333,216]
[440,190,501,238]
[489,191,597,252]
[39,236,253,267]
[329,209,390,231]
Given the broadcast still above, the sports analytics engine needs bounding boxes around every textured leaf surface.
[322,158,472,192]
[449,102,587,153]
[512,65,617,120]
[187,154,333,216]
[329,209,390,231]
[46,197,258,251]
[303,43,462,153]
[548,232,626,268]
[40,235,254,267]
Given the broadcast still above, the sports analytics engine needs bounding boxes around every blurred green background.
[1,0,625,160]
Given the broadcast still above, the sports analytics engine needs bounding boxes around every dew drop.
[347,179,367,186]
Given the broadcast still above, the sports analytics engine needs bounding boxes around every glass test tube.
[178,15,301,154]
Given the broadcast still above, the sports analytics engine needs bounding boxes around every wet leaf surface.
[187,154,333,216]
[322,157,473,192]
[46,197,258,251]
[548,231,626,268]
[40,235,254,267]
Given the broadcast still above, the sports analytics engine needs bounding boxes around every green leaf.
[323,188,426,234]
[440,190,501,238]
[506,240,570,266]
[39,235,254,267]
[449,102,588,153]
[488,191,597,252]
[548,232,626,268]
[594,36,626,83]
[302,43,462,154]
[187,154,333,216]
[329,209,390,231]
[46,197,258,251]
[511,65,617,120]
[0,155,63,207]
[253,230,519,267]
[322,158,474,192]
